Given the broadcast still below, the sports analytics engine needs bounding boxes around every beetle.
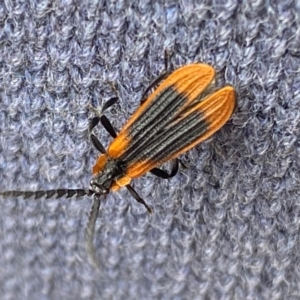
[0,59,236,268]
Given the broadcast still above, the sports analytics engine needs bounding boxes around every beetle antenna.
[0,189,94,200]
[85,194,102,270]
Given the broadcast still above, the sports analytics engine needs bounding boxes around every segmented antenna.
[0,187,102,269]
[85,194,102,270]
[0,189,94,200]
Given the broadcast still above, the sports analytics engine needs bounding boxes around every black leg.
[164,49,170,70]
[89,97,119,151]
[88,97,118,132]
[126,185,152,213]
[149,159,179,179]
[101,97,119,113]
[85,194,101,270]
[100,115,117,138]
[140,72,171,104]
[91,134,107,154]
[140,50,173,104]
[89,116,100,132]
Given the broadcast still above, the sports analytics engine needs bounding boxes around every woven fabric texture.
[1,1,300,299]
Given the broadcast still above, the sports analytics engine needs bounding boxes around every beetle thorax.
[89,159,123,195]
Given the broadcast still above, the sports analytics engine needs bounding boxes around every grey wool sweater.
[0,1,300,299]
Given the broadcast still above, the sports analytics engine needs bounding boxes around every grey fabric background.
[1,0,300,299]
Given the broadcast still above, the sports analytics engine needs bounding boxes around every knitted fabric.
[0,1,300,299]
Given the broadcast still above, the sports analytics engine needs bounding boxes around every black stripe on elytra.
[127,109,209,165]
[120,85,188,161]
